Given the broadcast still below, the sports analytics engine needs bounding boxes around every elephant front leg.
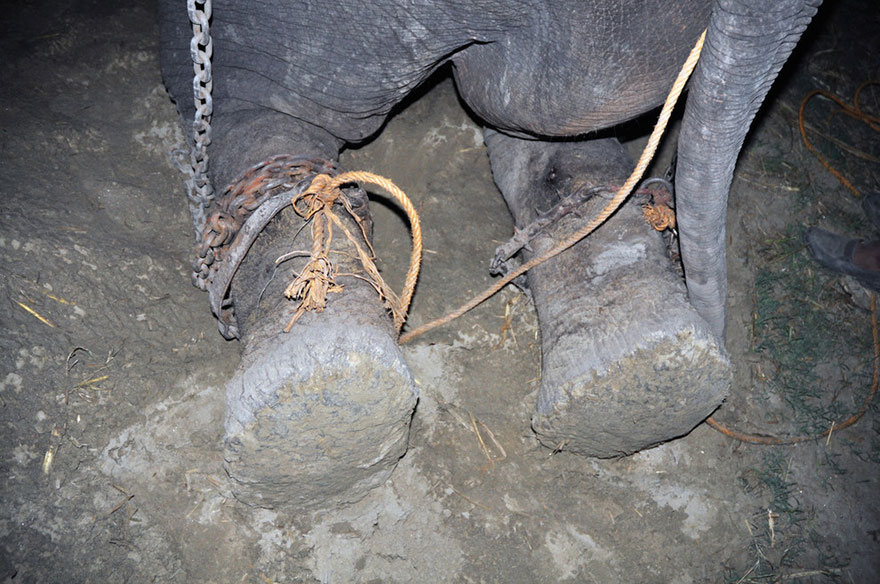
[192,111,417,509]
[222,192,417,509]
[485,131,730,457]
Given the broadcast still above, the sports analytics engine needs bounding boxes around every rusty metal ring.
[191,154,337,338]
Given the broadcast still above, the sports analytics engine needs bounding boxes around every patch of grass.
[758,453,803,521]
[846,416,880,464]
[725,451,858,583]
[750,226,873,437]
[728,220,877,582]
[725,452,810,583]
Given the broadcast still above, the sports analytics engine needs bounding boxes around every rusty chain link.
[180,0,338,337]
[192,155,337,290]
[195,155,338,339]
[178,1,677,340]
[490,178,676,281]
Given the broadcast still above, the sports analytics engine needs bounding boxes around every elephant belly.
[162,0,711,144]
[169,1,524,144]
[451,0,711,137]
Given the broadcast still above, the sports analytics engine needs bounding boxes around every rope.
[707,82,880,444]
[284,171,422,335]
[642,202,677,231]
[399,29,707,345]
[797,81,880,197]
[707,294,878,445]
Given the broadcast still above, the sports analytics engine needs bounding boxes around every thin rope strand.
[399,29,706,344]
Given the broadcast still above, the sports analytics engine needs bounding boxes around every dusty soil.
[1,0,878,582]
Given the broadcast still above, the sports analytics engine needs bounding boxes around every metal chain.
[177,1,343,338]
[199,157,339,339]
[489,184,613,276]
[186,0,215,238]
[191,155,336,291]
[489,179,675,281]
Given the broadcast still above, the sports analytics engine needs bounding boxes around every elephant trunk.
[676,0,821,341]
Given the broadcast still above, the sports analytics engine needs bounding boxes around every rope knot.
[642,202,676,231]
[293,173,343,220]
[282,171,423,336]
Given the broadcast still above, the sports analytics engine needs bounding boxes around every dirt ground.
[1,0,878,581]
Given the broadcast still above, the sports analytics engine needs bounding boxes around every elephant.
[158,0,820,509]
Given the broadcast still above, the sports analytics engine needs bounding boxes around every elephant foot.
[486,132,730,457]
[219,175,417,509]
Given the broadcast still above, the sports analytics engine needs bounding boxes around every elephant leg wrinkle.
[485,132,731,457]
[223,183,417,509]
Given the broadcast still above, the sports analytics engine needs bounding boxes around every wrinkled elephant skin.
[159,0,821,506]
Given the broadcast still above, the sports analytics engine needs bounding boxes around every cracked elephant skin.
[159,0,821,343]
[157,0,822,500]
